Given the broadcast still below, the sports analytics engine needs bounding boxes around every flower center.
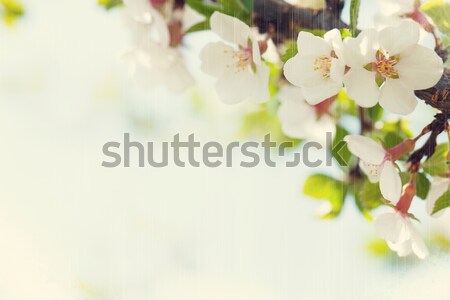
[313,54,332,78]
[233,49,253,72]
[375,49,400,79]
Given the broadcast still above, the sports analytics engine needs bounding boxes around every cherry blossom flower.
[375,182,429,259]
[426,177,450,217]
[121,0,194,91]
[375,0,433,32]
[284,29,345,105]
[343,20,443,115]
[199,12,270,104]
[344,135,416,202]
[277,85,335,144]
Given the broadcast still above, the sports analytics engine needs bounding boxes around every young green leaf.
[303,174,348,219]
[185,0,221,18]
[423,143,449,176]
[432,189,450,215]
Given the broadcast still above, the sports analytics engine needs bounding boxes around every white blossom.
[426,177,450,217]
[121,0,193,91]
[344,135,403,202]
[277,85,335,144]
[375,211,429,259]
[343,20,443,115]
[199,12,270,104]
[284,29,345,105]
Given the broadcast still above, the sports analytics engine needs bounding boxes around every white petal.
[378,20,420,55]
[210,12,251,47]
[379,78,418,115]
[375,212,410,243]
[343,29,378,68]
[215,69,254,104]
[396,44,444,90]
[426,178,450,217]
[380,161,402,203]
[329,58,345,85]
[344,135,386,165]
[344,67,380,107]
[284,55,322,88]
[408,221,429,259]
[199,42,236,77]
[306,114,336,145]
[387,240,413,257]
[297,31,331,56]
[249,63,271,103]
[301,80,343,105]
[359,160,383,183]
[324,28,344,60]
[378,0,415,16]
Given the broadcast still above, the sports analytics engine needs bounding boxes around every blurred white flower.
[277,85,335,144]
[284,29,345,105]
[199,12,270,104]
[122,39,193,91]
[343,21,443,115]
[375,211,429,259]
[121,0,193,91]
[426,177,450,217]
[283,0,326,9]
[344,135,404,202]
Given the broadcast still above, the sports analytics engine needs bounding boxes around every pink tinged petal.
[378,20,420,55]
[200,42,236,77]
[296,31,331,56]
[375,212,410,243]
[426,178,450,217]
[387,240,413,257]
[380,160,402,203]
[284,55,323,88]
[379,78,418,115]
[408,222,429,259]
[396,44,444,90]
[343,135,386,164]
[343,29,378,68]
[359,160,382,183]
[343,68,380,108]
[210,12,251,47]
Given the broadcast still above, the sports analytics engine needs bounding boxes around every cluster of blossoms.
[114,0,449,259]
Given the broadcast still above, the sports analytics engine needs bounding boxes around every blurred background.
[1,0,450,299]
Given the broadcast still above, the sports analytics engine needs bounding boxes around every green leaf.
[359,181,384,210]
[423,143,449,176]
[383,131,403,150]
[421,0,450,36]
[432,189,450,215]
[367,104,384,122]
[303,174,348,219]
[340,28,352,39]
[217,0,251,24]
[185,19,210,33]
[415,172,431,200]
[332,125,352,168]
[349,0,361,37]
[97,0,122,10]
[282,41,298,63]
[185,0,221,18]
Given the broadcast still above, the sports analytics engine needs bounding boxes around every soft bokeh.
[0,0,449,299]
